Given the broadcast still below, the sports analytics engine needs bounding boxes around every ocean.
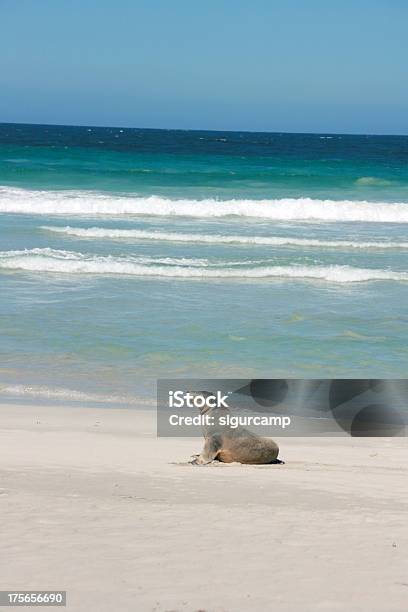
[1,123,408,405]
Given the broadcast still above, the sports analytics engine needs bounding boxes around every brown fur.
[190,393,280,465]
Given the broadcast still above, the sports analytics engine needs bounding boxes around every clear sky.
[1,0,407,134]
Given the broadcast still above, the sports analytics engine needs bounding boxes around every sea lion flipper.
[190,436,222,465]
[190,456,217,465]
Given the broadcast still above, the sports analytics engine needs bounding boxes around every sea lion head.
[191,391,215,415]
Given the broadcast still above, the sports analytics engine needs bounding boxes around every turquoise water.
[1,123,408,403]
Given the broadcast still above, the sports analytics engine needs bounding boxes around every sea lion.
[190,392,282,465]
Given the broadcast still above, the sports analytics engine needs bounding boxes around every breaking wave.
[42,225,408,250]
[2,186,408,222]
[0,248,407,283]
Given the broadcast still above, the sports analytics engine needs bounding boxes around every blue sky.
[1,0,407,134]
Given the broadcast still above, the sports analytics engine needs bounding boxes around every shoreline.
[1,402,407,611]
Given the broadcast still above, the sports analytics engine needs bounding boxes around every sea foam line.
[0,248,407,283]
[42,225,408,250]
[0,248,210,267]
[2,186,408,222]
[0,383,147,405]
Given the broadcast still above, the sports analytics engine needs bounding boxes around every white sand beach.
[1,403,407,612]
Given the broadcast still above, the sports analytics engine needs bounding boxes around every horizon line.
[1,120,407,138]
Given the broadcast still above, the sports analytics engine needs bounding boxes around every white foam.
[42,225,408,250]
[0,383,150,405]
[0,248,406,283]
[0,248,209,268]
[2,186,408,223]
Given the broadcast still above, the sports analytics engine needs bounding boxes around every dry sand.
[0,402,407,612]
